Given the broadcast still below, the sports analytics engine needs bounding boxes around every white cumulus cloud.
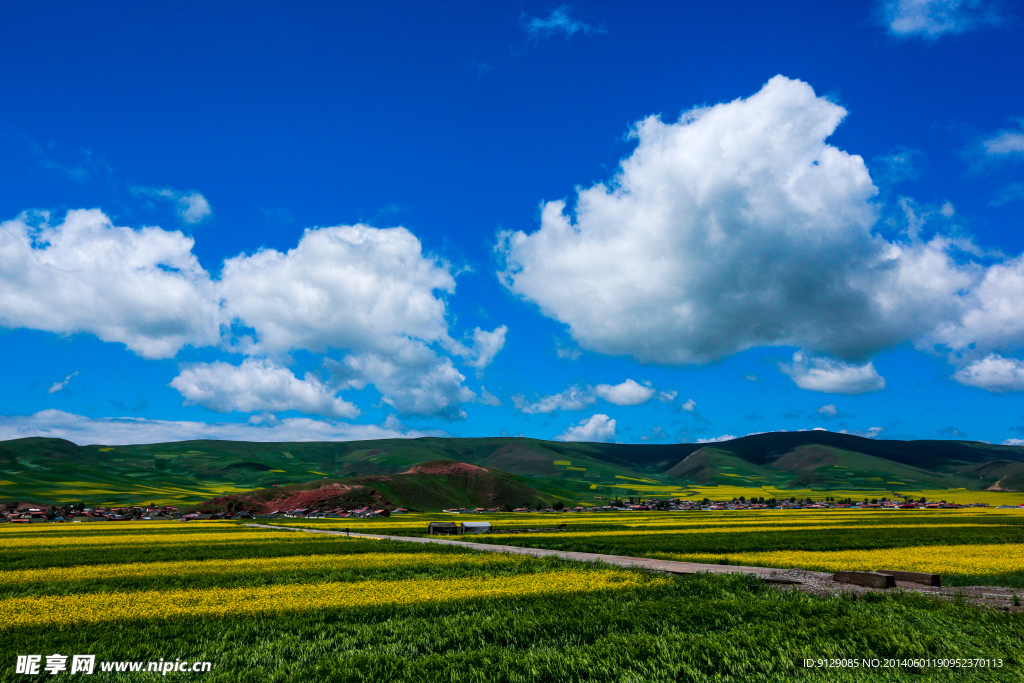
[339,341,475,420]
[0,209,221,359]
[500,76,929,365]
[170,359,359,418]
[953,355,1024,392]
[499,75,1024,392]
[217,224,479,419]
[781,353,886,394]
[593,379,655,406]
[556,414,616,442]
[0,209,495,417]
[928,254,1024,354]
[879,0,1002,38]
[221,224,454,355]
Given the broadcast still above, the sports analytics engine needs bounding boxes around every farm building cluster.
[0,497,1008,523]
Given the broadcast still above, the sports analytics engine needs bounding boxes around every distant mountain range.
[2,431,1023,508]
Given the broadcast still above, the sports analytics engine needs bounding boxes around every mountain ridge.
[2,431,1023,507]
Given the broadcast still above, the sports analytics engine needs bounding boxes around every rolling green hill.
[2,431,1023,508]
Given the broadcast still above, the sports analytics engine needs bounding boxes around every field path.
[242,523,789,580]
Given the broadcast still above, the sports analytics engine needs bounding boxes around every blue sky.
[1,0,1022,446]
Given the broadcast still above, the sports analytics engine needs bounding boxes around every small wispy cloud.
[981,127,1024,157]
[991,183,1024,206]
[872,146,925,186]
[21,134,115,184]
[555,336,582,360]
[640,426,668,442]
[0,409,431,445]
[133,186,212,224]
[839,426,885,438]
[696,434,737,443]
[879,0,1003,39]
[47,371,79,394]
[477,386,502,406]
[523,5,605,41]
[513,379,669,413]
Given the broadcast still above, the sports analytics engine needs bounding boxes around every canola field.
[279,509,1024,588]
[1,520,1022,682]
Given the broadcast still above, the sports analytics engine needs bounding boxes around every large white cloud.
[499,75,1024,393]
[0,209,221,359]
[0,409,425,445]
[215,224,491,419]
[220,224,455,355]
[879,0,1002,38]
[0,210,498,417]
[170,359,359,418]
[556,414,616,442]
[501,76,903,364]
[953,355,1024,392]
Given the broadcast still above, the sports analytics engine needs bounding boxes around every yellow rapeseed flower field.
[482,522,1003,541]
[0,569,665,630]
[662,544,1024,577]
[0,552,533,586]
[0,521,214,534]
[0,530,301,548]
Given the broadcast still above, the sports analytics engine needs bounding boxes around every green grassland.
[1,521,1022,682]
[3,432,1024,509]
[270,510,1024,588]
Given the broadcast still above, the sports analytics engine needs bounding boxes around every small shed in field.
[460,521,492,534]
[427,522,459,535]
